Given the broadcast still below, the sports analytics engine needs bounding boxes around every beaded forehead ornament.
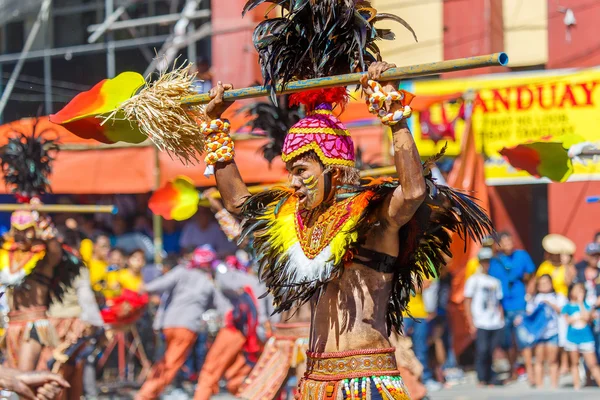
[281,88,355,168]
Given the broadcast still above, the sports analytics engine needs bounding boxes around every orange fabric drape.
[487,186,524,249]
[445,113,490,357]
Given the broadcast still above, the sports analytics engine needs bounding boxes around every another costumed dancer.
[196,2,493,398]
[0,127,84,374]
[199,184,312,400]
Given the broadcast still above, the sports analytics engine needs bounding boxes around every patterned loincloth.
[298,348,411,400]
[237,322,309,400]
[4,307,58,369]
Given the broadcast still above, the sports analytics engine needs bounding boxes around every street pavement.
[209,371,600,400]
[100,370,600,399]
[429,371,599,400]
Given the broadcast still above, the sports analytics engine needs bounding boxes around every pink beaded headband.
[282,89,355,167]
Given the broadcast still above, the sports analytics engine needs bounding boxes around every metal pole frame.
[0,0,53,117]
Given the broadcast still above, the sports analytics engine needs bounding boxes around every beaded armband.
[215,209,242,241]
[201,119,234,177]
[366,80,414,126]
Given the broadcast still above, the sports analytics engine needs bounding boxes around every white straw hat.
[542,234,576,255]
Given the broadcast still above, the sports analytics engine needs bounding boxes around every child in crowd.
[562,282,600,389]
[116,248,146,293]
[101,249,148,324]
[522,274,566,388]
[464,247,505,387]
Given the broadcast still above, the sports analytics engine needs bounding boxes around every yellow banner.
[411,69,600,185]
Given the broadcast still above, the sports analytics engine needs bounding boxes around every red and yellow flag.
[148,176,199,221]
[49,72,146,144]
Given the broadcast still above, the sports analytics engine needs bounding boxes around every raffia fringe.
[23,319,59,347]
[102,62,207,164]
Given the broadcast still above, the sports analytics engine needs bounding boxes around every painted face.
[288,156,326,210]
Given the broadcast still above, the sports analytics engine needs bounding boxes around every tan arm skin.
[0,368,69,400]
[360,63,426,229]
[387,119,427,227]
[204,82,251,216]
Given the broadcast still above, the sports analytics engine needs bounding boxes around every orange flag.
[446,112,490,357]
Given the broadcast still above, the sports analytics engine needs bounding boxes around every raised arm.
[205,82,251,215]
[360,63,426,229]
[203,188,242,241]
[387,119,427,227]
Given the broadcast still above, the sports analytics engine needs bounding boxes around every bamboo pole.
[181,53,508,105]
[0,204,117,213]
[152,146,164,265]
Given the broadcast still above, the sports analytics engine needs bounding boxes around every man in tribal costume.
[0,129,84,378]
[47,2,493,398]
[191,3,493,399]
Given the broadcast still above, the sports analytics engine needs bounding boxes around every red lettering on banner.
[558,84,577,108]
[473,92,488,112]
[538,85,557,110]
[492,89,510,112]
[580,81,599,106]
[516,86,533,110]
[468,80,598,113]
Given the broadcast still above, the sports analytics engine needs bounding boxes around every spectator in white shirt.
[464,247,505,386]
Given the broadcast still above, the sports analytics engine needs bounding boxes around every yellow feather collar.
[0,240,46,278]
[262,191,373,262]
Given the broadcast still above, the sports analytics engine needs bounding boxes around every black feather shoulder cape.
[240,158,493,334]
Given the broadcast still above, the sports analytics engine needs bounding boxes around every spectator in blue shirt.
[562,282,600,390]
[162,219,182,255]
[489,231,535,379]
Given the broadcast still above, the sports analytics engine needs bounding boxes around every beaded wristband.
[366,80,413,126]
[201,119,234,177]
[215,208,242,241]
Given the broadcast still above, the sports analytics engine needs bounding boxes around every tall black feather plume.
[242,0,417,100]
[238,94,302,164]
[0,120,58,202]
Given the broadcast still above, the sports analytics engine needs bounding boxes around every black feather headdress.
[243,0,417,100]
[239,94,302,163]
[0,120,58,202]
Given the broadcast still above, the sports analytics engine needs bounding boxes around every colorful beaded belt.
[8,306,48,322]
[305,347,400,381]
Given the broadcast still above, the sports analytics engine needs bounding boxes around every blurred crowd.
[3,192,600,398]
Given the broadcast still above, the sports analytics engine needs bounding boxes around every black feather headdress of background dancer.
[0,122,83,302]
[0,120,59,203]
[243,0,417,100]
[239,94,302,164]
